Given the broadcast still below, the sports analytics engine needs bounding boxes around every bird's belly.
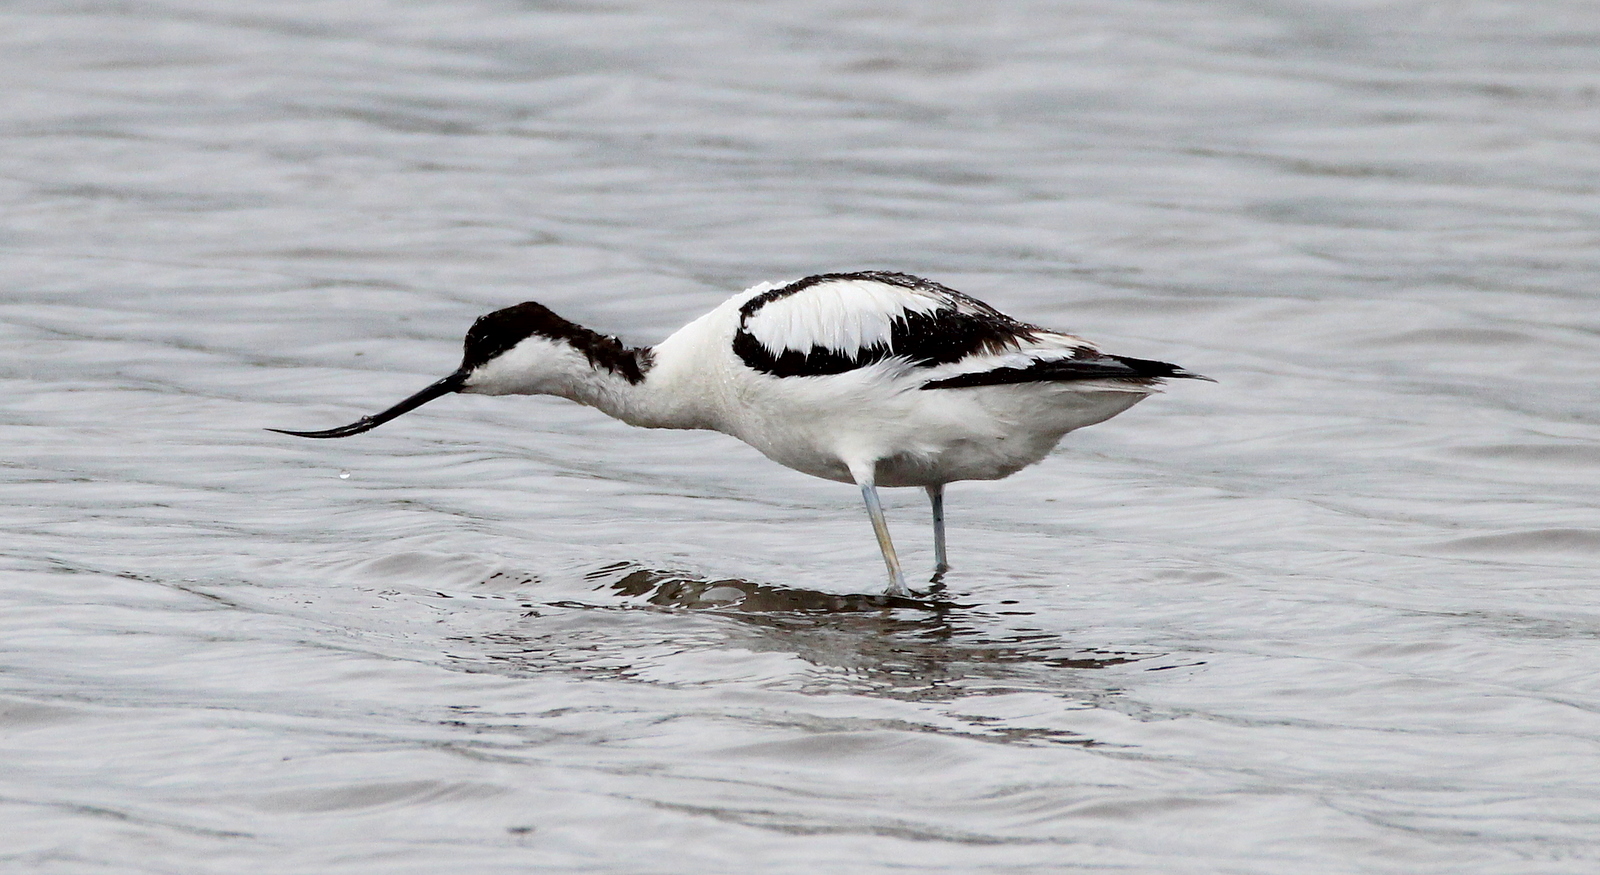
[729,381,1150,488]
[873,439,1040,487]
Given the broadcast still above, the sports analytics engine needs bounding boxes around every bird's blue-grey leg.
[855,476,910,597]
[926,483,949,573]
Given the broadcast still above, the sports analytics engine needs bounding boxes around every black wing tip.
[1107,355,1214,383]
[920,355,1214,390]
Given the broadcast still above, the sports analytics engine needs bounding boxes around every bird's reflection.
[447,563,1164,739]
[604,563,955,613]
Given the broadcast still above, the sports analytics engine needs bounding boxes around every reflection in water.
[446,564,1172,746]
[604,562,961,613]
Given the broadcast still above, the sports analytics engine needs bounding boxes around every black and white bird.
[272,271,1206,596]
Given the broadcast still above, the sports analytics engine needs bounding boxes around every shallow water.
[4,0,1600,871]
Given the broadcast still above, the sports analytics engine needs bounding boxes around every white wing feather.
[743,278,949,356]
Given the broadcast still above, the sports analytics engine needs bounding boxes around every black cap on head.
[462,301,649,384]
[460,301,583,372]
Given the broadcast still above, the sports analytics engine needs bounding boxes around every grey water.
[3,1,1599,871]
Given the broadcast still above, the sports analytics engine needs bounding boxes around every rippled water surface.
[5,1,1600,872]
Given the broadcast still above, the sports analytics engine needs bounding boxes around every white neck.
[462,336,705,431]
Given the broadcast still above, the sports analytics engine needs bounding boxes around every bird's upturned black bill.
[267,371,467,439]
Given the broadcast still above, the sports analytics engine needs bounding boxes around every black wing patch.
[732,271,1035,378]
[920,354,1195,390]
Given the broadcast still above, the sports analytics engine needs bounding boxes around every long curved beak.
[268,370,467,439]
